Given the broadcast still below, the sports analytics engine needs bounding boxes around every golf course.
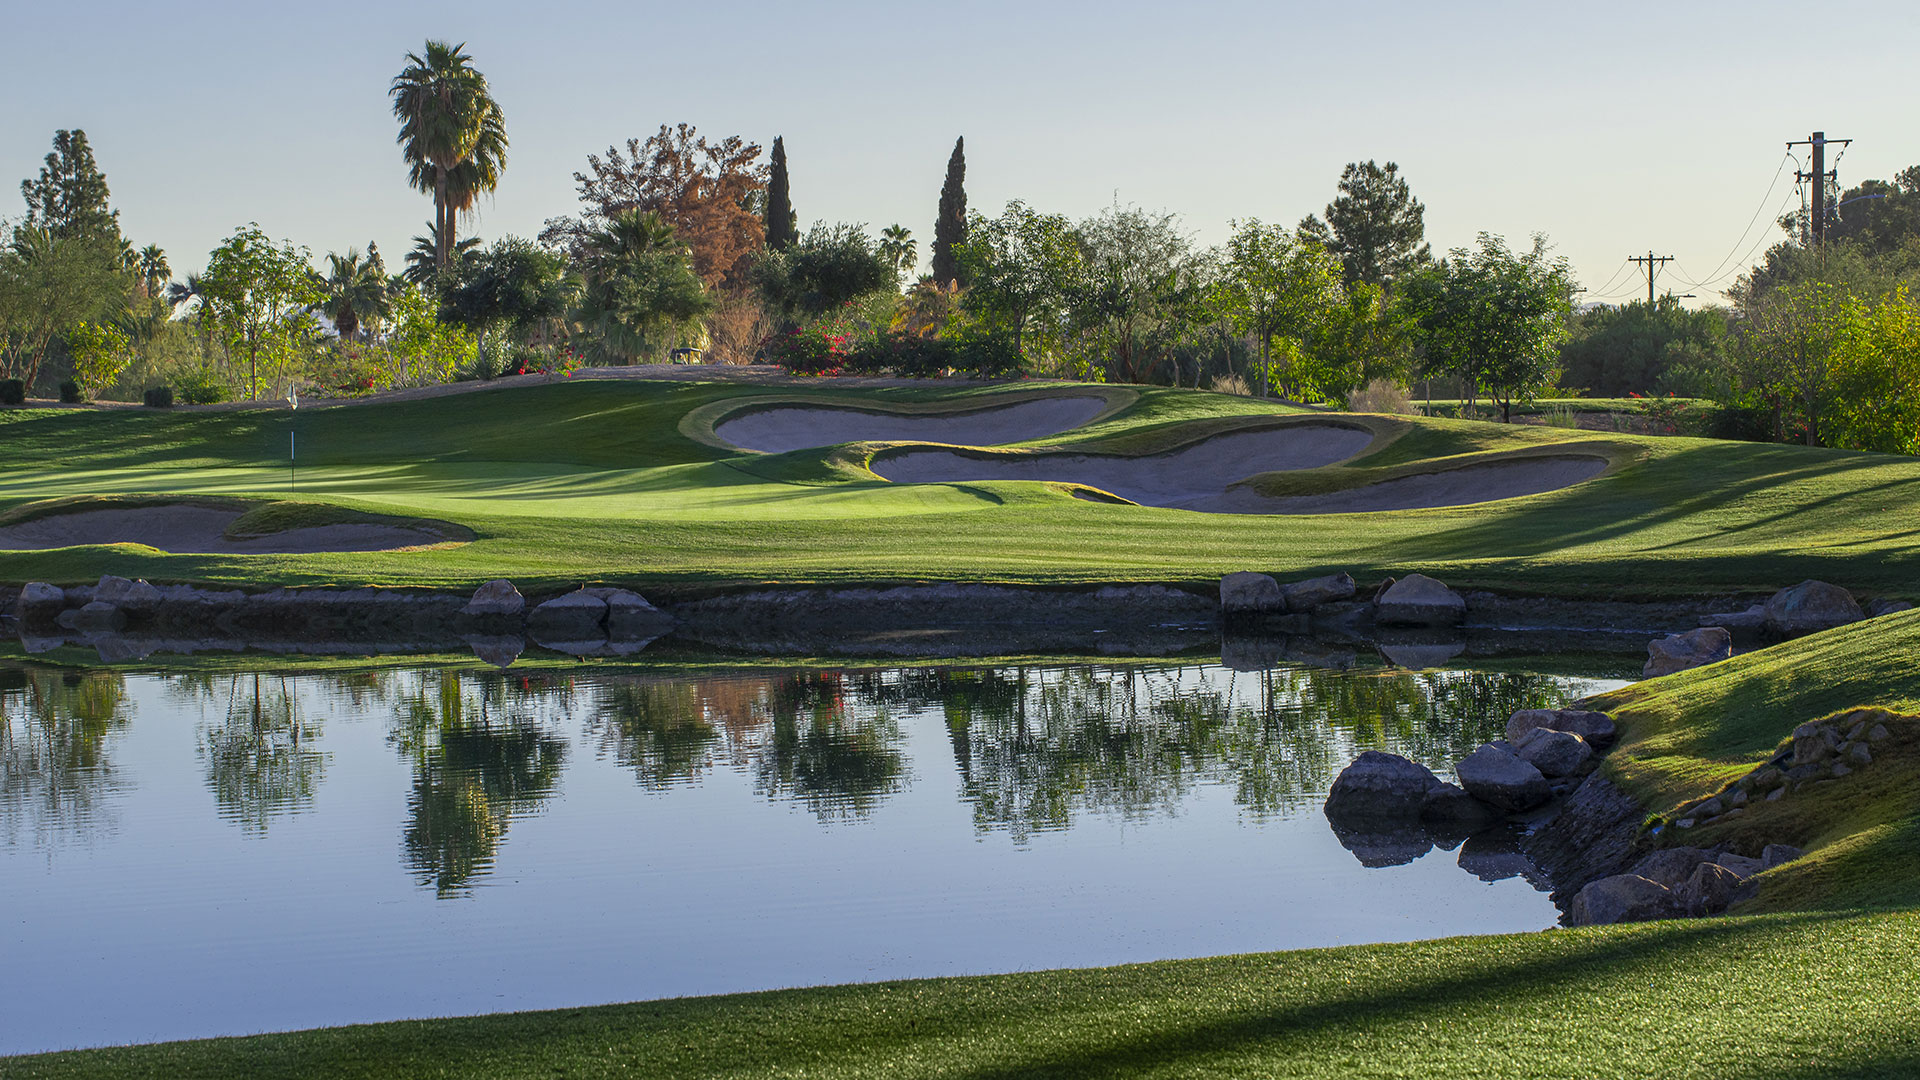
[3,371,1919,1077]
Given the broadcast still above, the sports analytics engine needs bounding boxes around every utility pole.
[1629,251,1673,304]
[1788,130,1852,245]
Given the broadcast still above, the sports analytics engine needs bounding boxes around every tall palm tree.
[137,244,169,298]
[322,248,392,340]
[389,41,508,271]
[879,224,917,284]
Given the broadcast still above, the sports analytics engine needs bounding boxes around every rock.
[1830,762,1852,778]
[1764,580,1864,636]
[594,588,675,638]
[90,575,159,612]
[1568,874,1677,926]
[1505,708,1617,747]
[1761,844,1804,868]
[1695,798,1726,819]
[1766,787,1785,802]
[461,579,525,619]
[1628,847,1716,889]
[1714,852,1766,879]
[69,601,126,632]
[1791,722,1839,766]
[1220,572,1285,619]
[1419,782,1502,829]
[1370,577,1397,603]
[1455,743,1551,812]
[1865,598,1913,618]
[1282,572,1356,612]
[1726,788,1748,809]
[466,635,523,669]
[1849,742,1873,766]
[1515,727,1594,778]
[1867,724,1890,743]
[1644,626,1732,677]
[1325,751,1444,820]
[1699,604,1766,629]
[1375,574,1466,628]
[15,582,66,619]
[527,589,608,635]
[1676,861,1745,916]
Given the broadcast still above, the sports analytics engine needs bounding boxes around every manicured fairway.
[2,377,1918,597]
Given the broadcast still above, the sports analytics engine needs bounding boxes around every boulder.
[1419,782,1502,830]
[594,588,675,638]
[1761,844,1805,869]
[1865,598,1913,618]
[68,601,126,632]
[1791,721,1840,767]
[91,575,161,611]
[15,582,66,619]
[1764,580,1864,636]
[1714,852,1765,879]
[1699,604,1766,630]
[1675,861,1744,916]
[1568,874,1677,926]
[1514,727,1593,778]
[1455,743,1551,813]
[1644,626,1732,677]
[1627,846,1715,889]
[1374,574,1465,628]
[1282,572,1356,612]
[1325,751,1444,820]
[527,589,608,635]
[466,635,523,670]
[461,579,525,619]
[1505,708,1617,747]
[1220,572,1285,619]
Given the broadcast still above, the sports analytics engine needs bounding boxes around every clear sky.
[4,0,1916,305]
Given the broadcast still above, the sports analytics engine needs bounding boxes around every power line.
[1669,151,1793,288]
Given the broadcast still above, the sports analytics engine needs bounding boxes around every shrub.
[951,334,1026,378]
[849,333,952,377]
[58,379,84,403]
[1209,374,1251,397]
[1345,377,1415,414]
[763,326,850,376]
[175,368,230,405]
[142,386,174,408]
[0,379,23,406]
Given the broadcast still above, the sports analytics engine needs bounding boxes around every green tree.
[390,41,508,273]
[1300,160,1431,288]
[957,202,1080,357]
[20,130,120,243]
[754,223,895,328]
[1215,219,1344,398]
[0,225,129,388]
[438,236,575,368]
[765,136,798,251]
[320,248,391,341]
[403,221,480,286]
[878,224,916,284]
[62,321,132,397]
[199,223,325,400]
[1728,281,1851,445]
[1556,297,1730,397]
[574,209,711,361]
[1824,287,1920,454]
[1070,206,1199,384]
[386,283,476,385]
[930,137,967,286]
[1403,234,1573,422]
[135,244,169,299]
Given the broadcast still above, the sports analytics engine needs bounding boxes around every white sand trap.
[714,395,1111,453]
[1234,456,1610,514]
[873,425,1378,509]
[0,506,448,554]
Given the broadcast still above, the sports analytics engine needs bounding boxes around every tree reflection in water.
[388,671,567,897]
[185,673,329,834]
[0,666,131,848]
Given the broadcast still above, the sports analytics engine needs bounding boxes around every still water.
[0,659,1624,1054]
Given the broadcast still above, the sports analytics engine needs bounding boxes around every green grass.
[2,377,1917,599]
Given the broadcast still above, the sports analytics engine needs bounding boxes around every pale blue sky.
[4,0,1917,304]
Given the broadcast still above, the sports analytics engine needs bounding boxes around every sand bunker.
[0,506,449,554]
[876,425,1608,513]
[873,425,1378,509]
[714,395,1111,453]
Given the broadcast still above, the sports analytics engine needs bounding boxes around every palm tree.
[575,209,711,362]
[167,274,218,363]
[879,224,917,284]
[389,41,508,271]
[137,244,169,298]
[403,221,480,286]
[322,248,392,341]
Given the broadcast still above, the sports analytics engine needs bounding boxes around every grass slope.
[0,378,1915,599]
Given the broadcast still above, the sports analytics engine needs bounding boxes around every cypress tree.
[930,136,967,286]
[765,136,798,250]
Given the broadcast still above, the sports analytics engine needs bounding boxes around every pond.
[0,657,1629,1055]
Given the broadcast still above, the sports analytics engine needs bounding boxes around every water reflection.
[184,673,329,834]
[388,672,567,897]
[0,668,130,848]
